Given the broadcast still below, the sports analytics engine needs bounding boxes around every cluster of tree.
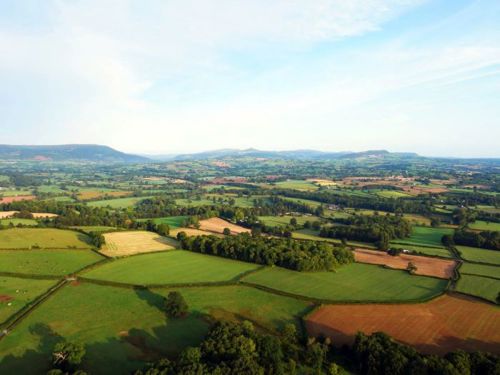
[130,220,170,236]
[164,291,188,318]
[276,189,433,214]
[443,192,498,208]
[353,331,500,375]
[87,232,105,249]
[48,341,87,375]
[179,233,354,271]
[453,229,500,251]
[136,320,336,375]
[320,215,412,250]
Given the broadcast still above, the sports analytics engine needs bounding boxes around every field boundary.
[0,271,61,280]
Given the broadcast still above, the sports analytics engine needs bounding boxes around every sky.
[0,0,499,157]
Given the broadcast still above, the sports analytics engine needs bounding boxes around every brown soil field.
[306,294,500,355]
[77,191,131,200]
[0,211,18,219]
[170,227,224,238]
[0,195,35,204]
[101,231,178,257]
[199,217,250,235]
[0,211,57,219]
[354,249,457,279]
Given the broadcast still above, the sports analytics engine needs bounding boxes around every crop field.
[455,274,500,303]
[0,276,57,324]
[170,227,222,238]
[83,250,259,285]
[242,263,447,302]
[0,283,211,374]
[198,217,250,235]
[0,228,91,249]
[0,195,35,204]
[0,249,103,276]
[136,216,188,228]
[258,215,319,227]
[101,231,178,257]
[0,218,38,226]
[0,211,18,219]
[305,294,500,355]
[391,226,453,248]
[468,220,500,231]
[456,246,500,265]
[87,197,150,209]
[460,263,500,279]
[354,249,457,279]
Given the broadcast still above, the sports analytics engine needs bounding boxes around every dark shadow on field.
[134,287,165,312]
[0,323,63,374]
[77,232,94,246]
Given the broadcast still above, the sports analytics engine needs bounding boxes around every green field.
[455,274,500,303]
[460,263,500,279]
[242,263,447,302]
[272,180,318,191]
[87,197,149,209]
[0,276,57,324]
[388,243,452,258]
[456,246,500,265]
[0,228,91,249]
[136,216,188,228]
[0,189,32,196]
[259,215,319,227]
[374,190,411,198]
[70,226,117,233]
[0,282,311,374]
[0,250,103,276]
[83,251,259,285]
[175,198,214,207]
[391,226,453,248]
[292,229,377,249]
[0,219,38,227]
[468,220,500,231]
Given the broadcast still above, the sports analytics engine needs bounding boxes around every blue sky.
[0,0,499,157]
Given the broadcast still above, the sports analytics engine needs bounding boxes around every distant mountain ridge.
[0,144,149,163]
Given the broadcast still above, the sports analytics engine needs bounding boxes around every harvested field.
[101,231,178,257]
[170,227,223,238]
[0,195,35,204]
[306,294,500,355]
[0,211,17,219]
[0,211,57,219]
[77,190,131,200]
[354,249,457,279]
[199,217,250,235]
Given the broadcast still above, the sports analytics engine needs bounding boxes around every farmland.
[101,231,178,257]
[390,226,453,248]
[87,196,150,208]
[455,274,500,303]
[198,217,250,234]
[456,246,500,265]
[0,228,91,249]
[306,294,500,355]
[82,251,260,285]
[242,263,447,302]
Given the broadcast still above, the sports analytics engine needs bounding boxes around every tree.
[52,341,86,371]
[223,227,231,235]
[407,261,417,275]
[164,291,188,318]
[290,217,298,226]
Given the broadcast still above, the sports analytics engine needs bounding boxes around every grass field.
[242,263,447,302]
[175,198,214,207]
[306,294,500,355]
[292,229,377,249]
[391,226,453,248]
[0,276,57,324]
[455,274,500,303]
[0,228,91,249]
[460,263,500,279]
[101,231,178,257]
[83,250,259,285]
[258,215,319,227]
[0,219,38,226]
[0,249,103,276]
[388,243,452,258]
[374,190,412,198]
[272,180,318,191]
[456,246,500,265]
[468,220,500,231]
[71,226,117,233]
[87,197,150,209]
[136,216,188,228]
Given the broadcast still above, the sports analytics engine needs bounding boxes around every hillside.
[0,145,149,163]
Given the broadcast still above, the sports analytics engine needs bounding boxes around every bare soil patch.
[354,249,457,279]
[101,231,178,257]
[199,217,250,235]
[306,294,500,355]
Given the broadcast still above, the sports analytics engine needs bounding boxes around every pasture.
[391,226,453,248]
[272,180,318,191]
[258,215,319,227]
[87,197,149,209]
[354,249,457,279]
[0,219,38,226]
[456,246,500,265]
[198,217,250,234]
[83,250,259,285]
[390,243,452,258]
[455,274,500,303]
[242,263,447,302]
[460,263,500,279]
[170,227,223,238]
[0,228,91,249]
[468,220,500,231]
[0,276,57,324]
[101,231,178,257]
[0,249,103,276]
[306,294,500,355]
[136,216,188,228]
